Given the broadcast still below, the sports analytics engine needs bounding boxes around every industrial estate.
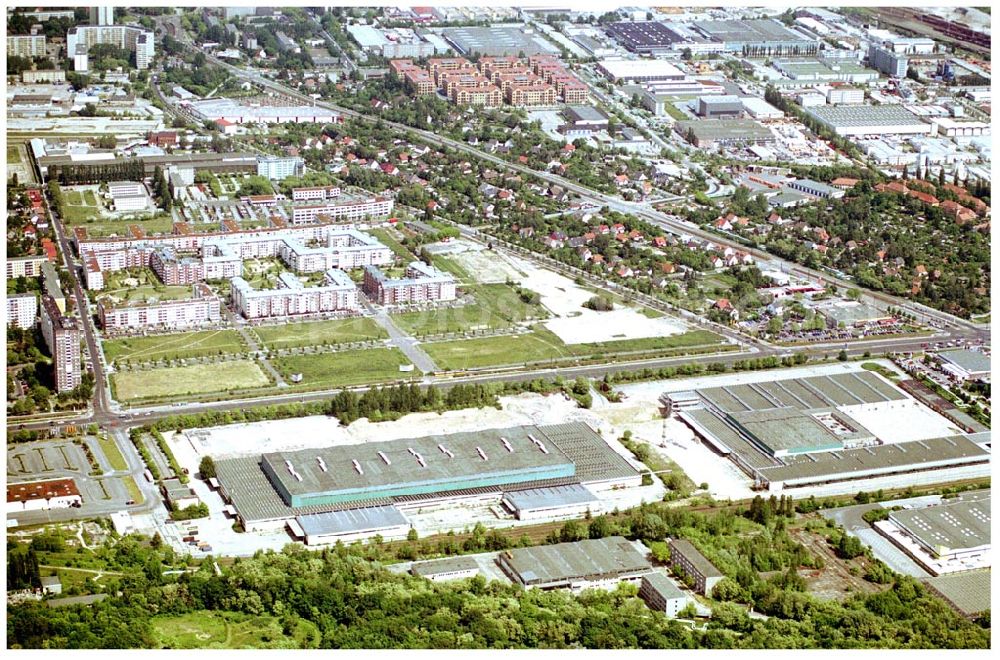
[4,3,992,651]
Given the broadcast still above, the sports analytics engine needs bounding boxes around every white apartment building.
[90,6,114,26]
[40,295,81,393]
[22,69,67,84]
[6,293,38,329]
[257,156,305,181]
[7,35,46,58]
[7,255,49,279]
[291,186,342,202]
[99,284,222,331]
[67,25,154,70]
[290,197,394,225]
[231,269,360,319]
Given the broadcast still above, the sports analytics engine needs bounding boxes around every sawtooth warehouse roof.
[215,422,639,524]
[499,536,651,587]
[889,493,991,555]
[923,570,991,616]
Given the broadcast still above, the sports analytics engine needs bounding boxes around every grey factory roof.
[889,494,991,554]
[691,19,813,45]
[727,408,859,455]
[805,104,927,128]
[564,104,609,123]
[296,505,408,537]
[938,349,991,375]
[642,571,687,601]
[758,435,989,486]
[670,539,723,578]
[261,425,576,501]
[677,119,773,142]
[698,372,905,414]
[500,536,651,586]
[816,301,892,326]
[216,422,638,523]
[411,555,480,578]
[441,25,559,56]
[503,483,598,512]
[923,570,992,616]
[605,21,687,50]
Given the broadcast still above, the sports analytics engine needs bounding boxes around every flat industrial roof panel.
[503,483,598,511]
[780,379,831,408]
[806,376,863,406]
[889,494,991,553]
[411,555,479,577]
[806,104,927,128]
[924,570,991,616]
[760,435,989,485]
[754,380,805,408]
[536,422,640,483]
[938,349,991,374]
[728,408,842,454]
[699,386,750,413]
[725,384,776,411]
[683,409,781,469]
[502,536,651,585]
[296,504,408,536]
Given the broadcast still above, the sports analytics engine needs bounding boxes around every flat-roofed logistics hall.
[672,369,990,490]
[888,494,991,561]
[215,422,641,531]
[498,536,652,590]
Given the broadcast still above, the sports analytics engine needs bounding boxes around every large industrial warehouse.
[215,422,641,539]
[670,370,991,491]
[497,536,652,591]
[804,105,933,137]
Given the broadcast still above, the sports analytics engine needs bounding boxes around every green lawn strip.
[96,435,127,471]
[121,476,144,504]
[7,144,22,164]
[424,327,727,371]
[272,348,419,389]
[431,255,473,283]
[103,329,247,364]
[368,228,418,261]
[253,317,388,350]
[112,361,271,401]
[68,215,175,237]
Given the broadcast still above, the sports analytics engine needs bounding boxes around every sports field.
[423,327,726,371]
[102,330,247,364]
[152,611,319,649]
[272,348,418,389]
[252,317,388,350]
[112,361,270,401]
[391,284,547,336]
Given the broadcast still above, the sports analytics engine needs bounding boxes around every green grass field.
[152,611,319,649]
[431,255,473,283]
[423,327,725,371]
[252,317,387,350]
[391,284,547,336]
[368,228,418,261]
[102,329,247,364]
[7,144,22,164]
[96,435,127,471]
[272,348,418,389]
[112,361,270,401]
[423,330,570,370]
[121,476,144,504]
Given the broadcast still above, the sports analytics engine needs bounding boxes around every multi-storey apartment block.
[231,269,359,319]
[7,293,38,330]
[39,295,81,393]
[362,261,457,305]
[99,283,222,332]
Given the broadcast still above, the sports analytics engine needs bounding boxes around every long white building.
[232,269,359,319]
[362,261,457,305]
[290,197,394,225]
[98,283,222,332]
